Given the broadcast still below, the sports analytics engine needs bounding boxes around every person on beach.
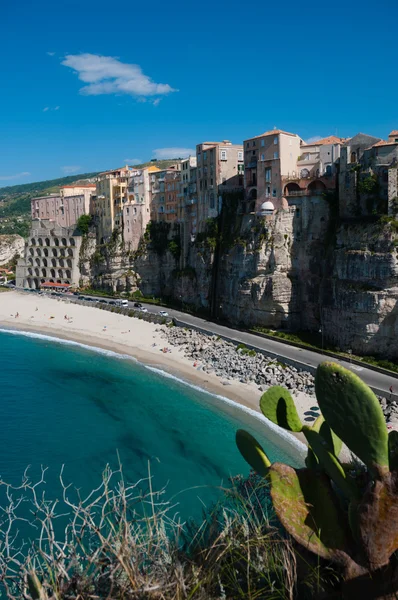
[390,385,394,398]
[15,312,19,318]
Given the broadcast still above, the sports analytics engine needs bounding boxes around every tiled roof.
[41,282,70,288]
[303,135,345,146]
[61,184,96,188]
[389,130,398,136]
[251,129,298,139]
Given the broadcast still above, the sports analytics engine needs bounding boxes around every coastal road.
[31,289,398,398]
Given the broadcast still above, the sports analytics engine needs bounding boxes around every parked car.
[134,302,142,308]
[159,310,169,317]
[140,307,148,313]
[116,299,129,308]
[108,300,116,306]
[99,299,107,304]
[77,295,85,300]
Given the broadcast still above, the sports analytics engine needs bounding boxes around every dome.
[260,201,275,211]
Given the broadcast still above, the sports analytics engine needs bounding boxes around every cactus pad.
[388,430,398,472]
[259,386,302,432]
[269,463,353,562]
[236,430,271,477]
[315,362,388,470]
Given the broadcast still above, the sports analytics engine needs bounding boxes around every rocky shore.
[159,325,398,427]
[158,326,315,395]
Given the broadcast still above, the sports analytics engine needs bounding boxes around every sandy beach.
[0,290,318,451]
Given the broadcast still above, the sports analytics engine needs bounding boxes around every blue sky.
[1,0,397,186]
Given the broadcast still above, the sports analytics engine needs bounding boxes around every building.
[243,129,302,214]
[339,131,398,218]
[31,192,91,228]
[196,141,244,229]
[282,135,344,205]
[61,184,96,214]
[150,164,181,223]
[177,156,197,222]
[123,165,160,250]
[95,166,132,241]
[16,220,83,289]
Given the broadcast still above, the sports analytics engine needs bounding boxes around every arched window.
[58,269,63,278]
[351,151,357,163]
[28,268,33,276]
[61,238,67,246]
[34,268,40,276]
[67,259,72,268]
[28,258,33,265]
[43,259,48,267]
[69,238,75,246]
[65,270,71,279]
[43,248,49,257]
[35,258,40,266]
[36,248,41,256]
[54,238,59,247]
[29,248,34,256]
[38,238,43,246]
[59,259,64,267]
[52,248,57,257]
[68,248,73,257]
[45,238,50,246]
[41,268,46,277]
[31,238,36,246]
[50,269,56,278]
[60,248,66,257]
[51,258,56,267]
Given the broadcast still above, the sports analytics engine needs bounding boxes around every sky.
[0,0,397,186]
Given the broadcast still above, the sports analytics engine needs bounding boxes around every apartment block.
[244,129,302,214]
[31,193,90,228]
[178,157,197,263]
[95,166,132,241]
[123,165,160,250]
[339,131,398,218]
[150,164,181,223]
[196,141,244,230]
[16,220,83,290]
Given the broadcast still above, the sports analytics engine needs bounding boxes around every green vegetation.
[252,326,398,374]
[237,362,398,598]
[76,214,93,235]
[0,172,99,199]
[195,218,218,250]
[236,343,256,357]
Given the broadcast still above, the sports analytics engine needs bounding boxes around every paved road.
[19,288,398,398]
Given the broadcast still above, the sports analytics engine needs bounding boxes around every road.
[20,288,398,398]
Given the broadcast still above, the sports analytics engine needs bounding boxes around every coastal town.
[13,127,398,293]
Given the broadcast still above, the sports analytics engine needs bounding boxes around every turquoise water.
[0,329,303,520]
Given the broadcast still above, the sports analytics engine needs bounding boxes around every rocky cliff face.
[0,234,24,266]
[84,200,398,359]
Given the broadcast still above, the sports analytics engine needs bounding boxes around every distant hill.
[0,172,100,198]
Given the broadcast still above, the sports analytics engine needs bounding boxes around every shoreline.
[0,292,308,459]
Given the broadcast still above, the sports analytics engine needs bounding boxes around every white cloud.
[61,166,81,174]
[305,135,323,144]
[0,172,30,181]
[61,53,177,100]
[43,106,60,112]
[124,158,142,165]
[54,106,60,110]
[43,107,49,112]
[153,147,195,159]
[47,51,55,56]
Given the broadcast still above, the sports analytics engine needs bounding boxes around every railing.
[285,189,327,197]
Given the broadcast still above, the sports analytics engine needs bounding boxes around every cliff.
[0,234,25,266]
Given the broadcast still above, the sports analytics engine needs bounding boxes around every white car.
[140,307,148,313]
[159,310,169,317]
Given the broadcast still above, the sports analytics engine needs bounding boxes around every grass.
[0,466,340,599]
[252,326,398,375]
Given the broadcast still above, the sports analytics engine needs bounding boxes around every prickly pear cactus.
[235,430,270,477]
[315,362,389,471]
[259,386,302,432]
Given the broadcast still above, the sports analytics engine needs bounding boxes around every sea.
[0,328,304,524]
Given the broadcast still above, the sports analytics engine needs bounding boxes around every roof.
[372,140,398,147]
[303,135,345,146]
[61,184,96,188]
[40,282,70,288]
[343,133,382,147]
[389,131,398,136]
[146,165,161,172]
[260,200,275,210]
[250,129,298,140]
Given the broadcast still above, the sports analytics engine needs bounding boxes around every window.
[252,150,256,155]
[126,207,129,215]
[261,154,265,161]
[220,149,227,161]
[210,178,213,185]
[210,193,215,209]
[133,207,137,214]
[261,140,265,147]
[266,186,271,197]
[197,153,201,162]
[273,152,278,159]
[203,151,207,160]
[274,137,278,145]
[265,168,271,182]
[238,151,243,161]
[252,141,256,147]
[272,189,276,197]
[246,142,250,148]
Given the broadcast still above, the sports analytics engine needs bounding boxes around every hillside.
[0,172,99,199]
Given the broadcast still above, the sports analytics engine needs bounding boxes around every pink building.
[31,194,88,227]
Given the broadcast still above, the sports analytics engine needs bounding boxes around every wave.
[0,327,307,461]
